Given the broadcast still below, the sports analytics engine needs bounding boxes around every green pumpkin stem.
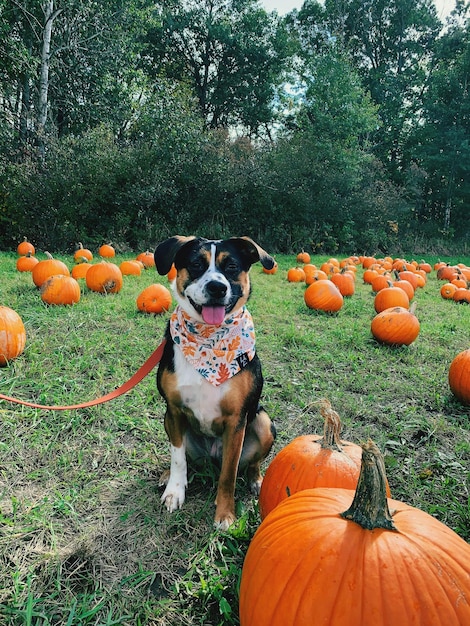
[340,440,396,531]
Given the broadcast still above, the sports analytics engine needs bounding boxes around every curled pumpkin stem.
[341,440,396,531]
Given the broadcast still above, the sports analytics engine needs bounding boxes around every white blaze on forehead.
[209,243,217,271]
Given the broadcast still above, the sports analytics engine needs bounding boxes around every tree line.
[0,0,469,254]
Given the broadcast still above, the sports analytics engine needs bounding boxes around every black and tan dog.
[154,235,276,530]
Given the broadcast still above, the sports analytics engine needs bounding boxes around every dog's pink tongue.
[202,306,225,325]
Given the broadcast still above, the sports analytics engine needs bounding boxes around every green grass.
[0,249,469,624]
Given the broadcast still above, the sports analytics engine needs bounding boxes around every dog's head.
[154,236,275,325]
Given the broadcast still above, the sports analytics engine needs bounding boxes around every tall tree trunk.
[37,0,61,158]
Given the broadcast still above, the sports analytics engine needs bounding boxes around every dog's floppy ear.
[229,236,275,271]
[154,235,196,275]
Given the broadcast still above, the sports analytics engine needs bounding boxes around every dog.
[154,235,276,530]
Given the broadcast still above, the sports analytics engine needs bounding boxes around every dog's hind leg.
[240,407,276,495]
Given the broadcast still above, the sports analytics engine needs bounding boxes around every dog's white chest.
[173,346,230,436]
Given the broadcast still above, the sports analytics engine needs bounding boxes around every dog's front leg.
[161,409,188,513]
[214,422,245,530]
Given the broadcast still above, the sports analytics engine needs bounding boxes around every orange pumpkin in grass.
[167,263,178,280]
[287,267,306,283]
[373,285,409,313]
[40,275,81,306]
[136,251,155,268]
[73,242,93,262]
[330,270,355,296]
[0,306,26,366]
[98,243,115,258]
[371,304,420,346]
[304,279,343,313]
[452,288,470,304]
[441,282,458,299]
[258,399,390,520]
[120,260,142,276]
[16,252,39,272]
[32,253,70,288]
[448,349,470,405]
[17,237,35,256]
[86,262,123,294]
[136,284,172,314]
[296,251,310,264]
[239,441,470,626]
[71,261,92,280]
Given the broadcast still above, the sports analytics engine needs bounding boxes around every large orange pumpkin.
[0,306,26,366]
[371,304,420,346]
[86,262,123,294]
[448,349,470,405]
[239,441,470,626]
[32,253,70,288]
[304,279,343,313]
[296,251,310,264]
[40,275,81,306]
[258,399,368,520]
[373,284,409,313]
[136,284,172,314]
[330,270,355,296]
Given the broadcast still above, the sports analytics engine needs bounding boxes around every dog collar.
[169,305,256,386]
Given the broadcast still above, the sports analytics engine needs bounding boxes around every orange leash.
[0,338,166,411]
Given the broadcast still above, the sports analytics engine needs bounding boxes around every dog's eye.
[188,259,205,276]
[224,261,240,275]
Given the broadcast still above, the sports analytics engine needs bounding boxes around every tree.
[411,10,470,234]
[145,0,291,135]
[322,0,441,180]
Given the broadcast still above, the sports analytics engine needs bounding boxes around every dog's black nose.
[206,280,227,299]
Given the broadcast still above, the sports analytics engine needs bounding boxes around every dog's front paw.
[161,484,186,513]
[214,511,236,532]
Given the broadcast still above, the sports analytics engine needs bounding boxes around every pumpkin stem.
[318,399,343,451]
[409,301,418,315]
[340,440,396,531]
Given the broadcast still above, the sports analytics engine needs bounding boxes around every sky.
[261,0,456,20]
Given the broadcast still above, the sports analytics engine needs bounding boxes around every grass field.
[0,249,469,625]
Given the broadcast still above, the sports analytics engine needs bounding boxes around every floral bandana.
[170,305,256,386]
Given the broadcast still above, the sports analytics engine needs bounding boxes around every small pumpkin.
[287,267,306,283]
[98,243,115,258]
[136,250,155,268]
[371,303,420,346]
[452,288,470,304]
[296,251,310,264]
[136,284,172,314]
[304,279,343,313]
[40,275,81,306]
[17,237,35,256]
[263,261,278,275]
[0,306,26,366]
[16,252,39,272]
[448,349,470,405]
[373,284,409,313]
[167,263,178,281]
[71,261,92,280]
[120,260,142,276]
[32,252,70,288]
[73,242,93,262]
[330,269,355,297]
[86,262,123,294]
[239,441,470,626]
[440,282,458,300]
[259,399,384,520]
